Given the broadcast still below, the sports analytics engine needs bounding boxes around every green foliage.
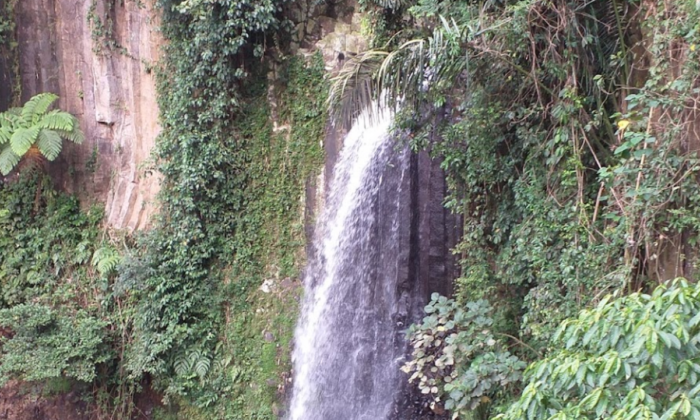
[349,0,700,338]
[0,0,15,47]
[119,0,292,393]
[118,0,328,411]
[0,171,103,308]
[403,294,527,418]
[496,279,700,420]
[153,54,324,418]
[87,0,137,56]
[0,93,84,175]
[0,303,110,384]
[340,0,700,418]
[0,171,137,417]
[92,245,122,276]
[391,0,630,346]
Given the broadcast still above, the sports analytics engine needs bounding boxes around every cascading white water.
[289,106,411,420]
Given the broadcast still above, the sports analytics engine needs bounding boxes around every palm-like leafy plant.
[327,16,468,127]
[329,0,623,128]
[0,93,84,176]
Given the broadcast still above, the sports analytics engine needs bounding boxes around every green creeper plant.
[0,93,84,175]
[403,294,526,419]
[496,279,700,420]
[0,303,110,385]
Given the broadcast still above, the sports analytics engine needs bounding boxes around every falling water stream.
[289,107,413,420]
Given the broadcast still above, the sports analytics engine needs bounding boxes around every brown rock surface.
[0,381,90,420]
[16,0,162,230]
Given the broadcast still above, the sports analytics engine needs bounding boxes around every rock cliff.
[16,0,161,230]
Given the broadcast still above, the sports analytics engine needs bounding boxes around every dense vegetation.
[0,172,108,386]
[1,0,327,418]
[334,0,700,418]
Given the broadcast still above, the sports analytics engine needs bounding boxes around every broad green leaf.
[0,145,21,175]
[36,130,63,160]
[10,126,40,156]
[21,92,58,123]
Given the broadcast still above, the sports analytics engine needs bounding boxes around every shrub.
[496,279,700,420]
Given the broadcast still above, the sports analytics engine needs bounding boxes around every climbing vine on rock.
[114,0,328,413]
[0,0,19,107]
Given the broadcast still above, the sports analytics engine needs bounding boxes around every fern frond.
[328,51,387,127]
[10,126,40,156]
[92,246,121,276]
[214,355,232,371]
[0,110,20,133]
[37,130,63,161]
[194,355,211,379]
[37,110,75,131]
[55,128,85,145]
[0,145,21,176]
[32,93,59,118]
[21,93,58,124]
[0,125,12,145]
[174,353,192,376]
[67,118,84,144]
[173,349,213,380]
[372,0,407,10]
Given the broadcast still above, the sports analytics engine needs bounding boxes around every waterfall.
[289,106,414,420]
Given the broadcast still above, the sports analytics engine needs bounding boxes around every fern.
[0,124,13,144]
[10,127,40,156]
[0,146,20,176]
[37,110,74,131]
[91,246,121,276]
[20,93,58,124]
[0,93,84,175]
[371,0,407,10]
[56,123,85,144]
[193,354,211,380]
[36,130,63,160]
[30,93,59,121]
[173,349,213,381]
[174,353,192,376]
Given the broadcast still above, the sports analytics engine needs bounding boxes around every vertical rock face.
[0,50,11,111]
[0,0,12,112]
[16,0,162,230]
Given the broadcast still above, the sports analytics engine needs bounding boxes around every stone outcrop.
[0,381,90,420]
[0,48,11,111]
[16,0,162,230]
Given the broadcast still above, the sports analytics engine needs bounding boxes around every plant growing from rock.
[0,93,84,175]
[403,294,526,419]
